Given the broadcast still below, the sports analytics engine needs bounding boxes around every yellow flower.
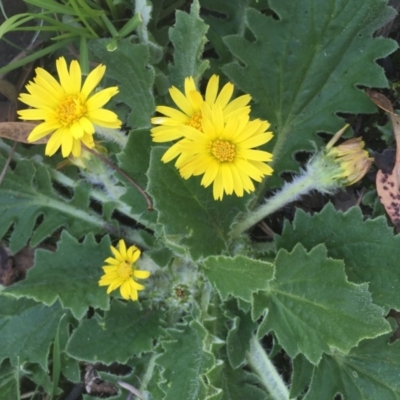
[163,105,274,200]
[18,57,121,158]
[326,137,374,185]
[98,239,150,301]
[151,75,251,142]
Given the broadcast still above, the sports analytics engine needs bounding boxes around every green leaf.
[66,300,164,363]
[0,360,18,400]
[4,232,111,319]
[200,0,251,74]
[0,156,114,254]
[206,361,269,400]
[290,354,314,399]
[157,320,215,400]
[225,305,257,368]
[89,39,155,129]
[27,363,54,395]
[0,296,63,369]
[304,333,400,400]
[276,203,400,311]
[168,0,209,86]
[253,244,390,364]
[147,147,247,259]
[223,1,397,179]
[203,255,273,302]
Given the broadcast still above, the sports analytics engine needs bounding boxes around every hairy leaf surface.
[0,157,114,253]
[147,147,247,259]
[157,321,214,400]
[305,333,400,400]
[4,232,111,319]
[277,203,400,311]
[203,255,273,302]
[0,296,63,369]
[223,0,397,183]
[253,244,390,364]
[66,300,164,363]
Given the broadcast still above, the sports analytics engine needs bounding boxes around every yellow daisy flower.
[162,105,274,200]
[18,56,122,158]
[98,239,150,301]
[150,75,251,142]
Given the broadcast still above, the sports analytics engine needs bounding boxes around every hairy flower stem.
[84,145,154,210]
[247,336,291,400]
[232,171,317,237]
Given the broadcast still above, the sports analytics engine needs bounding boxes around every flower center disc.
[57,95,86,127]
[117,262,133,279]
[211,139,236,163]
[186,111,202,130]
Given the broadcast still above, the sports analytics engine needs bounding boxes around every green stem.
[232,171,318,237]
[246,336,291,400]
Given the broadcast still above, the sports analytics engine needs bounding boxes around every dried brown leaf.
[0,121,47,144]
[376,170,400,231]
[372,92,400,231]
[366,89,394,114]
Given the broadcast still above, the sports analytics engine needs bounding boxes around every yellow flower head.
[18,57,122,158]
[162,105,274,200]
[326,137,374,185]
[98,239,150,301]
[150,75,251,142]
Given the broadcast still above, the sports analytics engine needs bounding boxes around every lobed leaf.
[0,155,115,254]
[253,244,390,364]
[66,300,164,364]
[156,320,215,400]
[4,232,111,319]
[147,147,247,259]
[168,0,209,87]
[89,39,155,129]
[206,360,269,400]
[0,296,64,369]
[223,0,397,183]
[276,203,400,311]
[304,333,400,400]
[203,255,273,302]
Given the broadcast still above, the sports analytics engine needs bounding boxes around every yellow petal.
[169,86,193,116]
[61,132,74,157]
[56,57,72,91]
[87,109,121,128]
[134,270,150,279]
[45,129,64,156]
[216,82,234,110]
[86,87,119,110]
[118,239,127,259]
[81,64,106,98]
[205,75,219,106]
[27,121,60,142]
[69,60,82,94]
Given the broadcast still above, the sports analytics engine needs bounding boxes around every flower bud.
[325,137,374,186]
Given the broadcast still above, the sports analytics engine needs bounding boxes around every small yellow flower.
[162,105,274,200]
[151,75,251,142]
[326,137,374,185]
[98,240,150,301]
[18,57,121,158]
